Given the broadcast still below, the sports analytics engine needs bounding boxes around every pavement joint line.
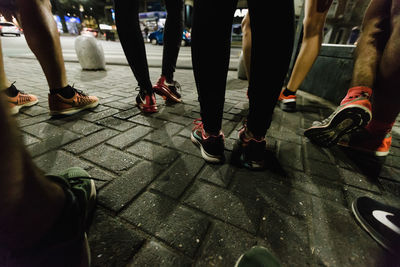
[147,187,261,238]
[6,56,400,266]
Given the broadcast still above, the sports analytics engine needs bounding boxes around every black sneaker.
[136,88,158,113]
[352,196,400,254]
[232,124,267,170]
[190,119,225,163]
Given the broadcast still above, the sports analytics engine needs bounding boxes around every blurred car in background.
[0,22,21,36]
[231,24,242,42]
[149,28,191,46]
[80,27,99,37]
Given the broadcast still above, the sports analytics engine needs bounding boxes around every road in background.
[1,35,241,70]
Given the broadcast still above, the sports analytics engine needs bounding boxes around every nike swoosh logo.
[372,210,400,234]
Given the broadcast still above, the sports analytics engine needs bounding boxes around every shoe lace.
[237,121,264,142]
[193,118,204,130]
[70,84,87,96]
[169,81,181,93]
[135,86,154,95]
[193,118,225,139]
[20,94,31,103]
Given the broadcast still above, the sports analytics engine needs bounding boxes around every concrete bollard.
[75,35,106,70]
[237,51,247,80]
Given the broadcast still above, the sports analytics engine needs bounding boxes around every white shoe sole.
[10,99,39,115]
[190,133,224,163]
[50,100,99,116]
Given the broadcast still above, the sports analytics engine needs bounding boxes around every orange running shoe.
[48,85,99,116]
[5,83,38,115]
[304,86,372,147]
[338,130,392,157]
[278,89,297,112]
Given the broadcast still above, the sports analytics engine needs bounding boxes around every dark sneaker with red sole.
[232,125,267,170]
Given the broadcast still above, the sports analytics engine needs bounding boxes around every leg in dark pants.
[114,0,153,92]
[191,0,294,167]
[191,0,238,135]
[192,0,294,137]
[246,0,295,137]
[162,0,183,82]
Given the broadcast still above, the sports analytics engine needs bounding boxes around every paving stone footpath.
[7,57,400,266]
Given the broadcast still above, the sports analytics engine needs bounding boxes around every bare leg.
[371,0,400,125]
[241,12,251,80]
[350,0,389,88]
[0,38,11,90]
[0,91,65,250]
[15,0,67,89]
[286,0,332,92]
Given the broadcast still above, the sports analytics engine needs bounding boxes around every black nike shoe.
[352,196,400,254]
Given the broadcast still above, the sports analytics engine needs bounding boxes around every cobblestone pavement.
[7,57,400,266]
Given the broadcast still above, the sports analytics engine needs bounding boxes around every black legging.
[191,0,294,137]
[114,0,183,92]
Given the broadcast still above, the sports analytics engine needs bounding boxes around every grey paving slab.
[88,208,145,267]
[183,181,261,234]
[128,241,192,267]
[194,221,259,267]
[4,57,400,267]
[121,191,210,257]
[98,161,163,212]
[63,128,120,154]
[149,154,204,198]
[81,144,140,172]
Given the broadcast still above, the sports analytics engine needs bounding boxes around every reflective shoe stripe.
[281,98,296,103]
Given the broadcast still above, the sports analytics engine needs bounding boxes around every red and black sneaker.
[136,89,158,113]
[190,119,225,163]
[232,123,267,170]
[153,75,182,103]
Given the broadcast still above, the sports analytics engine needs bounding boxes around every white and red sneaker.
[304,86,372,147]
[153,75,182,103]
[278,89,296,112]
[136,90,158,113]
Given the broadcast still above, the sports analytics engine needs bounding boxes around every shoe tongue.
[51,85,76,99]
[5,84,19,97]
[340,86,372,105]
